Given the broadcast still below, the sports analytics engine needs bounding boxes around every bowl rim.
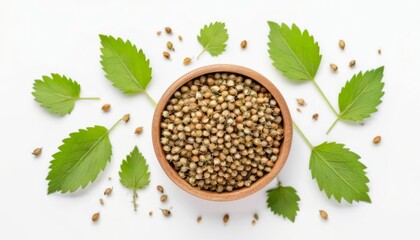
[152,64,293,201]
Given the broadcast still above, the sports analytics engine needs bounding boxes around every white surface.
[0,0,419,239]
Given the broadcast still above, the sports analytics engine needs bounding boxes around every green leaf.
[119,146,150,211]
[47,125,112,194]
[197,22,228,58]
[310,142,371,203]
[338,67,385,122]
[100,35,152,94]
[266,182,300,222]
[32,74,81,116]
[268,22,322,81]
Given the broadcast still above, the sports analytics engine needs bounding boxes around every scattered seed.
[297,108,302,113]
[165,27,172,34]
[101,104,111,112]
[167,41,174,51]
[296,98,306,106]
[161,208,171,217]
[163,51,170,59]
[178,35,183,41]
[378,49,382,55]
[183,57,192,65]
[197,216,202,223]
[339,40,345,50]
[149,211,153,216]
[92,212,100,222]
[160,194,168,203]
[241,40,247,49]
[349,60,356,68]
[252,219,256,225]
[122,114,130,123]
[319,210,328,220]
[135,127,143,135]
[157,31,162,36]
[253,213,259,221]
[312,113,319,121]
[330,63,338,72]
[108,177,112,181]
[32,147,42,157]
[104,187,113,196]
[157,185,164,193]
[373,135,381,144]
[223,214,229,224]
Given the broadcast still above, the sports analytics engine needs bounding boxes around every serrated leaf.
[100,35,152,94]
[32,74,81,116]
[338,67,385,122]
[310,142,371,203]
[119,146,150,190]
[47,125,112,194]
[266,182,300,222]
[268,22,322,81]
[197,22,228,57]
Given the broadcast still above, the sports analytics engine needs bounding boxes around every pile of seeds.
[160,73,284,192]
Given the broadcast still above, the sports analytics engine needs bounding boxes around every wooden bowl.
[152,64,293,201]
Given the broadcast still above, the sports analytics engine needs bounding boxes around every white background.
[1,0,419,239]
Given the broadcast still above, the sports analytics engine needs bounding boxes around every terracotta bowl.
[152,64,293,201]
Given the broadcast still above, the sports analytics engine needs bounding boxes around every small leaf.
[47,125,112,194]
[338,67,385,122]
[266,182,300,222]
[100,35,152,94]
[119,146,150,211]
[197,22,228,57]
[310,142,371,203]
[32,74,81,116]
[268,22,322,81]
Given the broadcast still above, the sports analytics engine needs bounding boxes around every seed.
[101,104,111,112]
[157,185,164,193]
[122,114,130,123]
[99,198,104,205]
[91,212,100,222]
[104,187,113,196]
[312,113,319,121]
[160,194,168,203]
[378,49,382,55]
[240,40,247,49]
[252,219,256,225]
[32,147,42,157]
[349,60,356,68]
[135,127,143,135]
[161,208,171,217]
[319,210,328,220]
[330,64,338,72]
[296,108,301,113]
[165,27,172,34]
[163,51,170,59]
[197,216,202,223]
[178,35,183,41]
[296,98,306,106]
[254,213,259,221]
[339,40,345,49]
[157,31,162,36]
[149,211,153,216]
[373,135,381,144]
[108,177,112,181]
[167,41,174,51]
[223,214,229,224]
[183,57,192,65]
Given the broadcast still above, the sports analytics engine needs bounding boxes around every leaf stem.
[292,121,314,149]
[326,117,340,134]
[197,49,206,59]
[144,91,157,107]
[78,97,101,100]
[108,117,123,133]
[312,81,339,117]
[132,190,138,211]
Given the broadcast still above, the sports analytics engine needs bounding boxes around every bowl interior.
[152,64,293,201]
